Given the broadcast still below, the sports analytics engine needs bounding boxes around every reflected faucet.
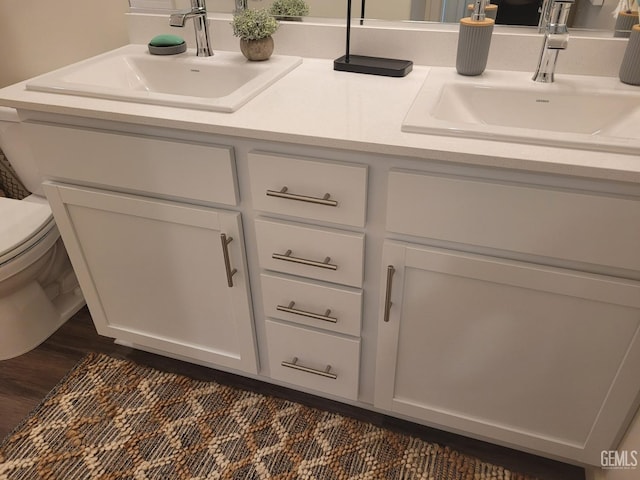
[170,0,213,57]
[235,0,248,14]
[532,0,574,83]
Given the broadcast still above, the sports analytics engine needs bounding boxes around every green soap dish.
[148,34,186,55]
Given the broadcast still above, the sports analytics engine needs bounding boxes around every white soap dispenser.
[456,0,495,76]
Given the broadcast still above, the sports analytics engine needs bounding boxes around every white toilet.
[0,106,85,360]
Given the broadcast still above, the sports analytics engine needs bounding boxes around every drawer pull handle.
[267,186,339,207]
[281,357,338,379]
[272,250,338,271]
[383,265,395,322]
[277,301,338,324]
[220,233,238,288]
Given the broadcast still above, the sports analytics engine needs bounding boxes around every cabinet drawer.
[387,170,640,271]
[265,319,360,400]
[25,122,238,205]
[260,273,362,336]
[248,152,367,227]
[255,218,365,287]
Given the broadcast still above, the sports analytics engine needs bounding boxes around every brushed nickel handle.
[277,301,338,324]
[272,249,338,271]
[266,186,338,207]
[383,265,395,322]
[281,357,338,379]
[220,233,237,288]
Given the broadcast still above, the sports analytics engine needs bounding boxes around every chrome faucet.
[170,0,213,57]
[235,0,248,14]
[537,0,553,34]
[532,0,574,83]
[471,0,488,20]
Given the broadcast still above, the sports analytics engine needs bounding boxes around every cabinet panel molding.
[44,182,258,374]
[375,240,640,464]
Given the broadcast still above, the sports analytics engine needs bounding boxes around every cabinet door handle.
[266,186,338,207]
[272,250,338,271]
[220,233,238,288]
[277,301,338,324]
[383,265,395,322]
[281,357,338,379]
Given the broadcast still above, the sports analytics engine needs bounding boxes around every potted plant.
[269,0,310,21]
[231,9,279,61]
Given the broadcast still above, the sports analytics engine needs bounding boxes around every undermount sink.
[402,68,640,154]
[26,44,302,112]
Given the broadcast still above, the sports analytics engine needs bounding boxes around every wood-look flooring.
[0,307,585,480]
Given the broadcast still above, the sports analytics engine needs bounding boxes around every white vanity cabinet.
[375,169,640,464]
[27,122,258,374]
[18,111,640,466]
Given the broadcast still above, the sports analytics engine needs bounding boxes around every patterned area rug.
[0,353,537,479]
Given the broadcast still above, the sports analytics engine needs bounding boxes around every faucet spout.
[170,0,213,57]
[532,0,574,83]
[169,12,191,27]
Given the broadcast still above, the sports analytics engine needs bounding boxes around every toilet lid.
[0,197,54,258]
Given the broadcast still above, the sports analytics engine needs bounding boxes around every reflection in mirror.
[167,0,620,30]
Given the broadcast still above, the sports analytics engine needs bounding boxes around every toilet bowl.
[0,106,85,360]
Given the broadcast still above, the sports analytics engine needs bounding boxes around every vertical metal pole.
[345,0,352,63]
[360,0,366,25]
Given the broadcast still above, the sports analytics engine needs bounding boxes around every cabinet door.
[375,241,640,465]
[44,182,258,374]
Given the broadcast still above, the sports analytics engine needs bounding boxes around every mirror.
[183,0,622,31]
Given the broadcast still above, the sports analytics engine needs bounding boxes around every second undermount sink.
[402,68,640,154]
[26,44,302,112]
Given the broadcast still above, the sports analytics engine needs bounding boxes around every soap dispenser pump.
[456,0,495,76]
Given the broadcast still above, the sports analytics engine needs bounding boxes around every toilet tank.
[0,107,44,196]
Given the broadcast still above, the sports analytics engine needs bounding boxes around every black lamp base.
[334,55,413,77]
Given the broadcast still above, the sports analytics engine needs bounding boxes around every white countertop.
[1,47,639,183]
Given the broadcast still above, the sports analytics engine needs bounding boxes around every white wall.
[0,0,129,87]
[572,0,619,30]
